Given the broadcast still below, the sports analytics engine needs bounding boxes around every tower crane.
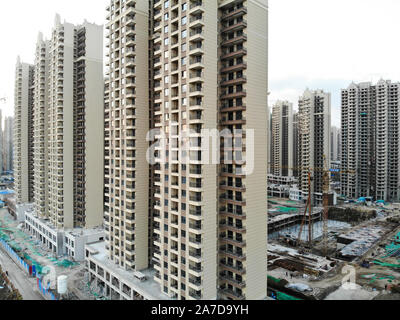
[270,162,355,255]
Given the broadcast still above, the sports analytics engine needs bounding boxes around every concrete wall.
[83,22,104,228]
[243,0,268,300]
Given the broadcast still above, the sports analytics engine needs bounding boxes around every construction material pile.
[338,226,386,260]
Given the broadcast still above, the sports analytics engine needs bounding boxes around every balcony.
[189,237,202,245]
[219,261,246,275]
[189,1,204,15]
[221,7,247,21]
[221,20,247,33]
[221,34,247,47]
[221,62,247,74]
[220,247,246,260]
[219,275,246,288]
[221,288,245,300]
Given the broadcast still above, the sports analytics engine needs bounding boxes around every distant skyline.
[2,0,400,128]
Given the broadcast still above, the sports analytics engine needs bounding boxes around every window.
[164,13,169,21]
[181,30,187,39]
[164,38,169,45]
[164,26,169,34]
[164,51,169,58]
[164,1,169,9]
[181,16,187,26]
[181,43,186,52]
[164,76,169,84]
[182,3,187,11]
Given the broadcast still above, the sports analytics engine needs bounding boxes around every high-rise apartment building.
[298,89,331,204]
[331,126,341,162]
[14,57,34,204]
[104,0,150,271]
[293,112,300,178]
[99,0,268,301]
[14,15,105,259]
[270,101,293,177]
[341,80,400,202]
[0,109,3,174]
[3,116,14,172]
[33,32,50,218]
[154,0,268,301]
[43,15,104,229]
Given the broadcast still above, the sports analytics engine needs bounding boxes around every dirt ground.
[268,211,400,300]
[325,284,379,300]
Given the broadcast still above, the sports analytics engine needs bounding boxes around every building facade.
[13,15,105,261]
[3,116,14,173]
[292,112,300,178]
[14,57,34,204]
[45,15,104,229]
[298,89,331,204]
[270,100,293,177]
[104,0,151,274]
[0,109,3,174]
[341,80,400,202]
[33,32,50,219]
[102,0,268,301]
[331,126,341,162]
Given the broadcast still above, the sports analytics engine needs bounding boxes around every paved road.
[0,245,44,300]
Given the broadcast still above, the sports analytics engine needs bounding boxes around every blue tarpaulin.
[0,190,14,195]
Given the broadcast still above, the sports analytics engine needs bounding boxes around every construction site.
[267,196,400,300]
[0,207,111,300]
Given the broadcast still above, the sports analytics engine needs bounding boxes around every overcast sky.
[1,0,400,128]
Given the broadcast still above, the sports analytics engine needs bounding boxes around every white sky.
[2,0,400,128]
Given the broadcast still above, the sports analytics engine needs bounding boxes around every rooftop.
[86,241,170,300]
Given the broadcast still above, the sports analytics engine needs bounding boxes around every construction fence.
[0,239,57,300]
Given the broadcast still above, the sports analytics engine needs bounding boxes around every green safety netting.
[276,290,302,301]
[373,260,400,269]
[361,274,396,284]
[268,275,281,283]
[379,232,400,259]
[8,241,22,252]
[54,259,78,268]
[0,230,10,241]
[277,207,298,213]
[268,277,302,300]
